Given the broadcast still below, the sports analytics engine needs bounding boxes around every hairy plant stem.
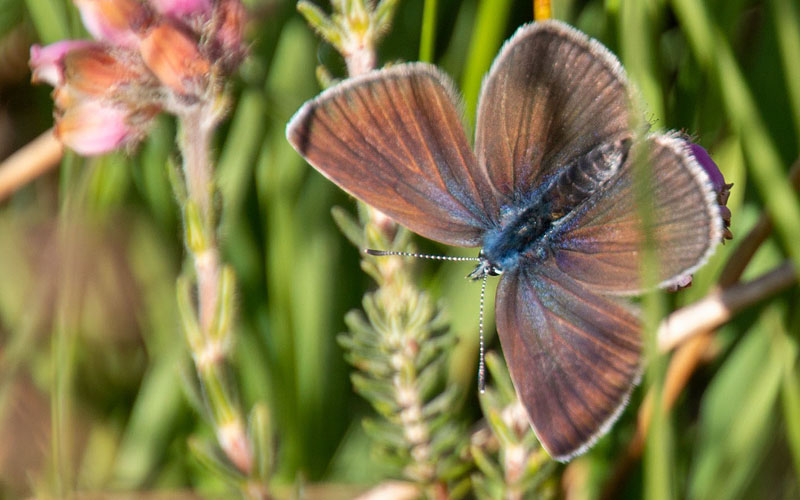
[177,105,253,477]
[180,107,220,332]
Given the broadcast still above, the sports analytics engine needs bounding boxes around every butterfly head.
[468,250,503,281]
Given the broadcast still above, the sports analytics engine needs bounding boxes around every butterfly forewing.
[475,20,634,202]
[286,63,497,247]
[495,264,641,460]
[551,134,723,294]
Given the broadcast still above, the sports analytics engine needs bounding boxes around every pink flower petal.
[63,46,145,97]
[73,0,152,48]
[215,0,246,54]
[30,40,96,86]
[149,0,211,19]
[139,22,209,95]
[55,99,133,155]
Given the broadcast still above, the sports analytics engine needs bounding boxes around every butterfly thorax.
[474,139,631,277]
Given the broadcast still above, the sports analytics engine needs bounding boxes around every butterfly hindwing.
[495,263,642,460]
[550,134,723,294]
[287,63,498,247]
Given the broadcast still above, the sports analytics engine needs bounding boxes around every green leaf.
[187,435,244,485]
[689,310,786,500]
[248,402,273,481]
[470,444,502,481]
[296,1,342,48]
[331,206,366,248]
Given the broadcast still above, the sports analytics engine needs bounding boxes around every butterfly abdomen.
[547,138,631,219]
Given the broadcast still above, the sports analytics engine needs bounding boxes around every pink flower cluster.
[30,0,246,155]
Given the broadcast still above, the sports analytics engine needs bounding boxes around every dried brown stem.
[0,129,63,201]
[659,261,796,351]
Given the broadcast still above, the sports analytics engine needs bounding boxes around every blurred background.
[0,0,798,498]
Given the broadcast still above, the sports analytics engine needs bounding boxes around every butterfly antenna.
[367,248,487,391]
[365,249,480,262]
[478,272,487,393]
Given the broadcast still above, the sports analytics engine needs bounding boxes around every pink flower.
[667,140,734,292]
[55,100,136,155]
[62,45,149,96]
[30,0,247,156]
[216,0,246,57]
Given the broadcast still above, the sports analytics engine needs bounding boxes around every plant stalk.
[178,105,254,477]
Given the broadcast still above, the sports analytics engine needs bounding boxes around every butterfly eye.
[487,265,503,276]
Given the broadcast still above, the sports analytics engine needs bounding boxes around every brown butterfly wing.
[287,63,499,247]
[475,20,634,202]
[495,263,641,460]
[551,134,723,294]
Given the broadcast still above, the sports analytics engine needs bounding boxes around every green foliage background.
[0,0,798,498]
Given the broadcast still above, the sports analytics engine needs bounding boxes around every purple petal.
[689,143,726,193]
[689,141,733,242]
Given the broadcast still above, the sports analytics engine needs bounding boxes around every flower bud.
[690,143,733,242]
[63,46,144,97]
[30,40,95,86]
[214,0,246,56]
[139,22,210,95]
[55,99,134,155]
[73,0,152,48]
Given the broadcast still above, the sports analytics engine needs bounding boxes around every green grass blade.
[619,0,664,124]
[24,0,69,43]
[690,309,785,500]
[771,0,800,146]
[460,0,513,127]
[779,311,800,491]
[217,90,268,220]
[672,0,800,279]
[419,0,437,62]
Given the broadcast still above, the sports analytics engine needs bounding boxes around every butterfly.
[286,20,723,461]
